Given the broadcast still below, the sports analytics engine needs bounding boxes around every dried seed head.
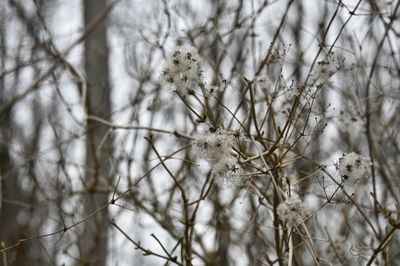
[193,127,245,186]
[160,46,203,90]
[277,198,309,228]
[336,152,371,187]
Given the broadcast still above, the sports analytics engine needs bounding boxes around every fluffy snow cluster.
[277,198,309,228]
[194,127,242,186]
[161,46,203,90]
[336,152,371,187]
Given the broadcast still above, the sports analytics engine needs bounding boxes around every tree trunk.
[0,19,47,266]
[78,0,112,265]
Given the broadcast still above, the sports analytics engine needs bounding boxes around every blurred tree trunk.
[0,18,46,266]
[77,0,112,265]
[0,55,29,266]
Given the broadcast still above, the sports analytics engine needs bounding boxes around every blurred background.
[0,0,399,265]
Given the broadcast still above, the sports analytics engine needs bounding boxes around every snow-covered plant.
[277,198,309,228]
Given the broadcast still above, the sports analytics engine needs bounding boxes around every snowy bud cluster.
[161,46,203,90]
[277,198,309,228]
[194,127,243,185]
[336,152,371,186]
